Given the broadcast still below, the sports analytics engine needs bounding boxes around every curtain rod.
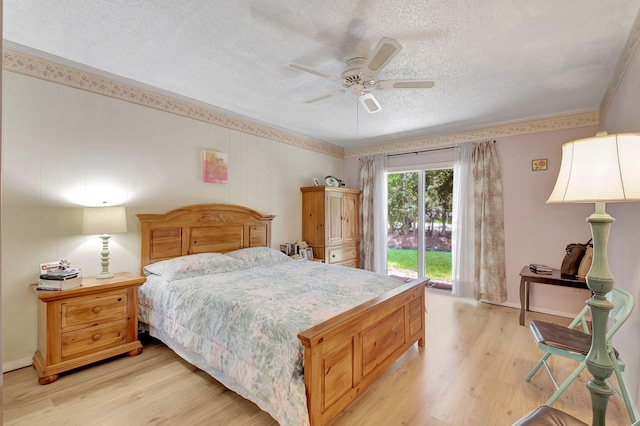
[386,146,454,158]
[385,140,496,158]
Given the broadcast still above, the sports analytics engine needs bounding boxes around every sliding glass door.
[387,172,420,278]
[387,168,453,289]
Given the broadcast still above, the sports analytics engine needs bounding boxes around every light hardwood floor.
[3,291,632,425]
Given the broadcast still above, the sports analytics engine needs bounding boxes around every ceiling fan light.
[359,93,382,113]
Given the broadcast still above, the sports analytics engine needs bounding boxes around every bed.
[137,204,426,425]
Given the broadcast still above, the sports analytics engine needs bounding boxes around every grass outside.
[387,249,452,282]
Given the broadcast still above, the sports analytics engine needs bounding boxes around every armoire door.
[326,190,344,245]
[343,192,359,243]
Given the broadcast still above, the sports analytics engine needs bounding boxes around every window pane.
[424,169,453,289]
[387,172,418,280]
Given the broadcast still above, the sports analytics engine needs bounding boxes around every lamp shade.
[82,206,127,235]
[547,133,640,203]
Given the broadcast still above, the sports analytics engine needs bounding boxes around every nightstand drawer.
[61,319,127,359]
[61,291,128,329]
[327,244,357,264]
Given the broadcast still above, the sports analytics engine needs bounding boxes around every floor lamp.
[547,132,640,425]
[82,206,127,279]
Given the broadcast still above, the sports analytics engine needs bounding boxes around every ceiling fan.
[289,37,435,114]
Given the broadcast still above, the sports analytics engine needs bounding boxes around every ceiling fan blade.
[289,63,342,82]
[375,79,435,90]
[359,92,382,113]
[305,89,346,104]
[360,37,402,79]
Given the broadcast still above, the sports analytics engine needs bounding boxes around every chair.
[524,287,637,424]
[513,406,588,425]
[514,407,640,426]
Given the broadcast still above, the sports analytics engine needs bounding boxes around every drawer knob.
[92,333,101,341]
[92,306,102,314]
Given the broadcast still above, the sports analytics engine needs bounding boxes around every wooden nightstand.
[32,272,146,384]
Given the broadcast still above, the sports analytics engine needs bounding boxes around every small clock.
[325,176,340,187]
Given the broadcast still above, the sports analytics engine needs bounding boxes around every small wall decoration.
[532,158,548,171]
[203,150,229,183]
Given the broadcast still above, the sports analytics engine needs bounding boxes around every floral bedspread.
[138,248,404,426]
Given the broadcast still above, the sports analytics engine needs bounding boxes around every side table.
[519,265,588,326]
[32,272,146,384]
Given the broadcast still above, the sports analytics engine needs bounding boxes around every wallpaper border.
[343,111,599,158]
[2,48,345,159]
[3,48,602,159]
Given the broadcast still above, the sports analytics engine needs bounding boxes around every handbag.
[577,245,593,279]
[560,238,592,277]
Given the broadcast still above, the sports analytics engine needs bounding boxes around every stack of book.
[529,264,553,275]
[37,269,82,290]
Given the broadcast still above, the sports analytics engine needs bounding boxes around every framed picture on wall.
[532,158,547,171]
[203,150,229,183]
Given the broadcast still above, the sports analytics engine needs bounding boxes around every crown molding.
[343,111,600,158]
[2,48,344,159]
[600,12,640,120]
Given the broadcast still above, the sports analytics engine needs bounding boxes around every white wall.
[1,2,4,418]
[1,71,342,370]
[498,129,598,315]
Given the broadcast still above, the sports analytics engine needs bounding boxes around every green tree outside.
[387,170,453,236]
[387,169,453,283]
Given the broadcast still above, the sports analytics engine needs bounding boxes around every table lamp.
[82,206,127,279]
[547,132,640,424]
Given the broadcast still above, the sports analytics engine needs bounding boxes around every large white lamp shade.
[547,133,640,203]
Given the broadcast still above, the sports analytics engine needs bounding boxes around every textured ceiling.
[4,1,640,149]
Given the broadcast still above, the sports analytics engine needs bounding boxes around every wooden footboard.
[298,279,427,426]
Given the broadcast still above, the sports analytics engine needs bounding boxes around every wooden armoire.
[300,186,362,268]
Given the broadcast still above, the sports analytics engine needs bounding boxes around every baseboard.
[3,356,33,373]
[484,300,575,319]
[525,305,575,319]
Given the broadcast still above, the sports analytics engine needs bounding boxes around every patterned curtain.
[359,157,376,271]
[358,155,386,273]
[473,141,507,302]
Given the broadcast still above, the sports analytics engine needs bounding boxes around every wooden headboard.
[137,204,275,270]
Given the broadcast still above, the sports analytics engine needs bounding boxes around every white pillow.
[143,253,242,280]
[224,246,291,268]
